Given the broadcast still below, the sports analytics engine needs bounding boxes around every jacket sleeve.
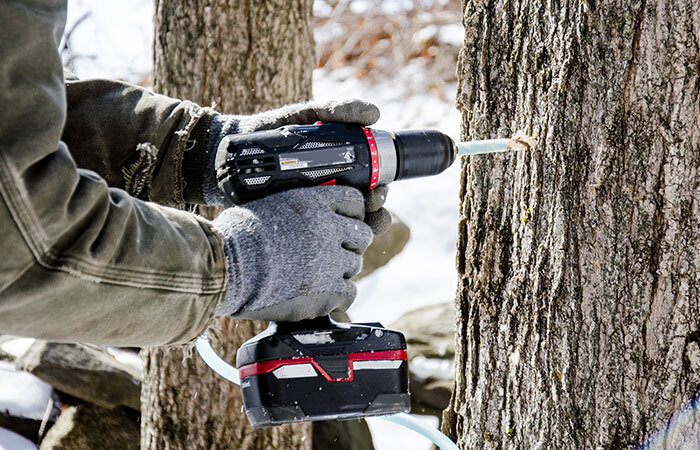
[0,0,227,347]
[62,75,215,207]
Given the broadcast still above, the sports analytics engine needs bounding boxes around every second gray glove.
[212,185,373,321]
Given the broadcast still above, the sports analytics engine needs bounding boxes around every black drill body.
[216,123,457,427]
[215,122,456,205]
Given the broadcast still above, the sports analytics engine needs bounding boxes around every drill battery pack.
[236,317,411,427]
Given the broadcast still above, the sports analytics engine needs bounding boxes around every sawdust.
[507,131,538,151]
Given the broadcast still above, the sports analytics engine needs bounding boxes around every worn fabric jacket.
[0,0,227,346]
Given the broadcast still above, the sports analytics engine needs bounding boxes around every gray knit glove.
[212,185,373,321]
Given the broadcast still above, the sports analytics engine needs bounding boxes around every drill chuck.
[216,122,457,205]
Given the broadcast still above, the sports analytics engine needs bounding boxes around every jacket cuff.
[183,112,215,204]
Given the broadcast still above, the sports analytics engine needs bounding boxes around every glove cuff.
[182,112,214,204]
[197,114,240,205]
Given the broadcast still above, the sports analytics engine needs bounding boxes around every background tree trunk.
[152,0,314,114]
[442,0,700,448]
[141,1,314,449]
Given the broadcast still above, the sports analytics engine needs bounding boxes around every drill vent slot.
[298,141,339,150]
[243,176,271,186]
[239,147,266,156]
[302,166,352,179]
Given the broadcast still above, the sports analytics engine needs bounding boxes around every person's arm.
[63,79,394,234]
[0,0,226,347]
[62,76,215,207]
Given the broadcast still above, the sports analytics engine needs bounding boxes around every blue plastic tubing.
[195,335,460,450]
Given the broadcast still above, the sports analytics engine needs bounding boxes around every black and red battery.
[236,316,411,427]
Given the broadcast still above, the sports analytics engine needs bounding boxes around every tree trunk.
[141,1,314,449]
[152,0,314,114]
[443,0,700,448]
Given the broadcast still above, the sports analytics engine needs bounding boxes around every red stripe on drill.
[362,127,380,189]
[320,179,337,186]
[238,349,407,382]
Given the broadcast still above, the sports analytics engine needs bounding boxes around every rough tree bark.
[442,0,700,448]
[141,1,314,449]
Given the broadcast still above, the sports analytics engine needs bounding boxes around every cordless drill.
[216,122,457,427]
[216,122,456,204]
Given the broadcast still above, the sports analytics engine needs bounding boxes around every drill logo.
[341,149,354,163]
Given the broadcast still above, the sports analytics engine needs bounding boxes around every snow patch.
[292,332,335,345]
[63,0,153,83]
[414,25,439,45]
[0,428,37,450]
[410,355,454,381]
[0,361,53,420]
[106,348,143,373]
[0,338,35,359]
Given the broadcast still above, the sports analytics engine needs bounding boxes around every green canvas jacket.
[0,0,227,346]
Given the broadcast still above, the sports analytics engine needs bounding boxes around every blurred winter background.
[1,1,463,449]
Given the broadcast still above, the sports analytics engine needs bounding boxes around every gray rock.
[356,214,410,280]
[39,404,138,450]
[312,419,375,450]
[15,341,141,411]
[389,302,455,418]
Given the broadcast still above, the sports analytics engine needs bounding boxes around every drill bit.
[457,133,537,156]
[457,139,510,156]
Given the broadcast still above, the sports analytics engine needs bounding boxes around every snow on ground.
[0,337,35,359]
[0,361,53,420]
[106,347,144,372]
[0,339,46,450]
[0,428,37,450]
